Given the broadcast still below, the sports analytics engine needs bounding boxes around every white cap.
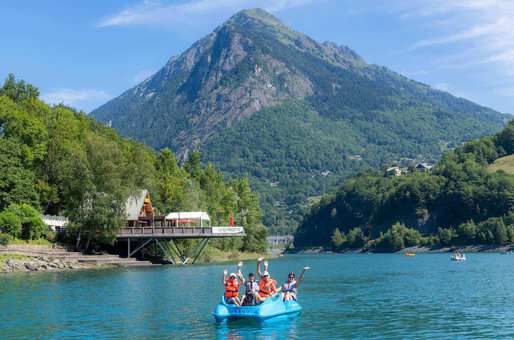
[229,272,237,278]
[262,271,270,277]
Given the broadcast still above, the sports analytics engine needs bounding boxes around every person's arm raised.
[297,266,311,288]
[223,268,228,284]
[257,257,264,276]
[237,262,245,284]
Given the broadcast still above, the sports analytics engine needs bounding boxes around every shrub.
[0,210,22,238]
[331,228,346,249]
[374,223,423,252]
[0,233,12,245]
[438,227,458,246]
[6,204,47,240]
[346,227,367,248]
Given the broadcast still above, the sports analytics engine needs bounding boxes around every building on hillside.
[386,166,402,177]
[415,162,434,172]
[42,215,69,233]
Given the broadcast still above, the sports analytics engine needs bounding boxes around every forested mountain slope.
[295,120,514,251]
[91,9,508,231]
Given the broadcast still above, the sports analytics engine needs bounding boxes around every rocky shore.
[0,255,86,273]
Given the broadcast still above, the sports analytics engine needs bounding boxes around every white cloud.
[402,1,514,70]
[41,89,112,112]
[98,0,314,27]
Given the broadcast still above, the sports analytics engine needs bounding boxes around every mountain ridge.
[91,8,508,230]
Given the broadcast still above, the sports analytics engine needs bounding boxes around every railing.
[117,226,245,238]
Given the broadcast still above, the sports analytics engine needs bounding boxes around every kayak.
[212,294,302,322]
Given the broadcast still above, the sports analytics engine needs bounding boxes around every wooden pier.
[120,191,246,264]
[116,226,245,265]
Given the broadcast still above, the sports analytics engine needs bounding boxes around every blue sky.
[1,0,513,113]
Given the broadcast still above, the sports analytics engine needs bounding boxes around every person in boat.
[223,265,244,306]
[241,272,259,306]
[282,267,310,301]
[256,258,279,303]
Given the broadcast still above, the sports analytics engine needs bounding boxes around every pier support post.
[191,238,209,264]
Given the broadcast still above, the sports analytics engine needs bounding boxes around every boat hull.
[213,294,301,322]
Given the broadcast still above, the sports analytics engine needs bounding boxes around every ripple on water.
[2,254,514,339]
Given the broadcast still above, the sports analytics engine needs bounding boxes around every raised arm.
[222,268,228,284]
[296,266,311,288]
[237,261,245,284]
[257,257,264,276]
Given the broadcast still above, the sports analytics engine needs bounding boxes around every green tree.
[438,227,458,246]
[331,227,345,249]
[0,73,39,102]
[184,150,202,180]
[7,204,47,240]
[0,210,22,238]
[346,227,367,248]
[456,220,477,244]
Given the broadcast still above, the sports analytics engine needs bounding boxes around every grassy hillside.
[488,154,514,174]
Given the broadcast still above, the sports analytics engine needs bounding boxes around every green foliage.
[7,204,47,240]
[0,210,22,238]
[0,74,39,102]
[0,75,267,253]
[346,227,367,249]
[296,119,514,250]
[437,227,458,246]
[90,12,507,232]
[331,228,345,249]
[456,220,478,244]
[0,233,11,246]
[374,223,423,251]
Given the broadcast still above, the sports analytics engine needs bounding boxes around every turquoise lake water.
[1,253,514,339]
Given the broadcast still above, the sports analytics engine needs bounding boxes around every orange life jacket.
[258,278,276,298]
[224,280,239,298]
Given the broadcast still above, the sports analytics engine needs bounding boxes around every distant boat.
[404,251,416,257]
[451,252,466,261]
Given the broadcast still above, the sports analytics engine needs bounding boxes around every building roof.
[165,211,211,221]
[126,189,149,221]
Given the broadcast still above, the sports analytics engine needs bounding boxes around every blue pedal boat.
[213,294,302,322]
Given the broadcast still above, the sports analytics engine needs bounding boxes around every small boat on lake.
[213,294,301,322]
[451,252,466,261]
[404,251,416,257]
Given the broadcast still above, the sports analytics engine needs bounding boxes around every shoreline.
[289,244,514,254]
[0,244,276,274]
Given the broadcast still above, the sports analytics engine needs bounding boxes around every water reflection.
[215,314,300,340]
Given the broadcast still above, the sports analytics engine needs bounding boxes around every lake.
[1,253,514,339]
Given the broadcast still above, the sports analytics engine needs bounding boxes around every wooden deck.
[117,226,245,239]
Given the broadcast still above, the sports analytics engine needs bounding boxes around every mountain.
[91,8,508,231]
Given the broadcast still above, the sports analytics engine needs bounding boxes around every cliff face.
[91,9,507,230]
